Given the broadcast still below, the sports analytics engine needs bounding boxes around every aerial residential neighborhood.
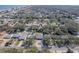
[0,5,79,53]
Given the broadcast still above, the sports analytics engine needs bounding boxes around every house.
[3,31,31,40]
[11,34,26,40]
[20,31,33,39]
[76,32,79,38]
[34,33,44,40]
[3,34,11,39]
[77,32,79,35]
[11,34,20,39]
[18,36,25,40]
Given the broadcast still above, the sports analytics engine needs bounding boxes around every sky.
[0,0,79,5]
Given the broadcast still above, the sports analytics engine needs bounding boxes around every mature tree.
[43,39,51,48]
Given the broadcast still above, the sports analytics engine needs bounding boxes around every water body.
[0,5,26,10]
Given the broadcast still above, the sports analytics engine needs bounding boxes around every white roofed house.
[3,31,34,40]
[12,33,27,40]
[18,36,26,40]
[10,34,20,40]
[3,34,11,39]
[33,33,44,40]
[18,31,34,40]
[72,32,79,38]
[4,33,26,40]
[76,32,79,38]
[18,31,30,40]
